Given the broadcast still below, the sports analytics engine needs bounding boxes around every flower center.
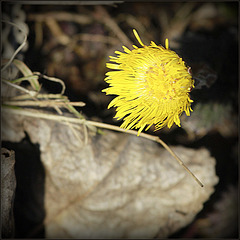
[144,62,176,101]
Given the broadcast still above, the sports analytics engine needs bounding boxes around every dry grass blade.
[3,51,83,118]
[8,94,68,101]
[3,100,85,108]
[12,60,40,91]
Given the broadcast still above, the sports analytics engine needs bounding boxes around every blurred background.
[2,1,238,238]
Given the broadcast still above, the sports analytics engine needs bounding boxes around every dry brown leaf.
[2,111,218,238]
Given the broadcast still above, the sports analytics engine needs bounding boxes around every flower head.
[103,29,194,135]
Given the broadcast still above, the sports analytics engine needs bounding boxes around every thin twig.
[2,107,204,187]
[93,6,133,49]
[44,18,70,45]
[28,12,92,25]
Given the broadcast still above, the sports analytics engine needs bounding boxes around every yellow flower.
[103,29,194,135]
